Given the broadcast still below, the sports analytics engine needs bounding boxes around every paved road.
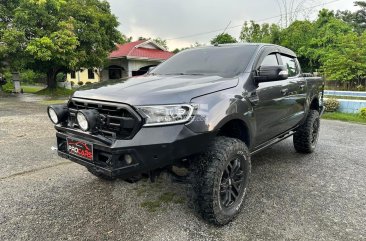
[0,96,365,241]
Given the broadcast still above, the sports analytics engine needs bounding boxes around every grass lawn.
[322,112,366,124]
[324,95,366,100]
[21,85,46,93]
[35,87,75,97]
[38,100,68,105]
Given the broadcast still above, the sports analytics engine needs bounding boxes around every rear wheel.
[293,110,320,153]
[87,167,116,181]
[189,136,251,225]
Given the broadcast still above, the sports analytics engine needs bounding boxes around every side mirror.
[255,65,288,83]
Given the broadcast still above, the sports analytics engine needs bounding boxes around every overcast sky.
[107,0,358,50]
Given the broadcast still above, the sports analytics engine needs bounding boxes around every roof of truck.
[193,43,297,57]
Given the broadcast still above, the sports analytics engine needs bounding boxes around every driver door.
[253,53,293,146]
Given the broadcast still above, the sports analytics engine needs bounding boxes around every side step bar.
[250,131,295,155]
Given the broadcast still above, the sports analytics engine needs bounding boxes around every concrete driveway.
[0,96,365,241]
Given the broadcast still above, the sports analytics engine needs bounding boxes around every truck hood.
[72,75,238,105]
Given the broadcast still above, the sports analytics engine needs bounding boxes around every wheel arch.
[215,117,252,149]
[310,96,320,112]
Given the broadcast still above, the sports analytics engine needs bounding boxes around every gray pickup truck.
[47,43,324,225]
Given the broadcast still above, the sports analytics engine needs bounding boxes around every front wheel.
[189,137,251,225]
[293,110,320,153]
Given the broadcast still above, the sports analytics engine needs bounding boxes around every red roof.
[109,40,174,60]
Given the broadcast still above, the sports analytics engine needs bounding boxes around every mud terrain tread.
[293,110,320,153]
[188,136,251,225]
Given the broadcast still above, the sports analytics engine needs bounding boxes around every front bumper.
[55,125,215,178]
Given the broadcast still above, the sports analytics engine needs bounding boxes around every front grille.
[67,98,142,139]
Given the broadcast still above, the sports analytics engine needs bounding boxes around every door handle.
[281,88,289,95]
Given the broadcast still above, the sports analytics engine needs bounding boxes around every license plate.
[67,138,93,161]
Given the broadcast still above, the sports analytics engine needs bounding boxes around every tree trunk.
[46,68,57,89]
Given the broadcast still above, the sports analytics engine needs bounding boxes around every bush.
[56,72,66,82]
[20,70,45,84]
[77,81,84,86]
[324,98,340,112]
[2,81,14,93]
[85,81,92,85]
[360,108,366,120]
[70,81,75,87]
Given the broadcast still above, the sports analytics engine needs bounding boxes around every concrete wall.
[325,90,366,113]
[337,99,366,113]
[325,90,366,97]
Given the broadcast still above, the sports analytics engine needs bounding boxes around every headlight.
[47,105,68,124]
[137,104,194,126]
[76,109,99,131]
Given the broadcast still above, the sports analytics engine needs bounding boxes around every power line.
[166,0,343,41]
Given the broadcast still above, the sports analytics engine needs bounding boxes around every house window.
[88,69,95,79]
[70,71,76,79]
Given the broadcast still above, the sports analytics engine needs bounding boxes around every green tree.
[210,33,237,45]
[279,20,315,72]
[321,32,366,87]
[337,1,366,33]
[307,10,353,67]
[239,21,281,44]
[0,0,123,89]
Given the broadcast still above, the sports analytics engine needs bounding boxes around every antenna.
[221,20,232,35]
[214,21,232,46]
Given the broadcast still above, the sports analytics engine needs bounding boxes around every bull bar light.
[47,104,68,124]
[76,109,99,132]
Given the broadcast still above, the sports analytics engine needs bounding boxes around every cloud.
[107,0,357,49]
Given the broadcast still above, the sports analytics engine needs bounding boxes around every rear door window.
[281,55,299,77]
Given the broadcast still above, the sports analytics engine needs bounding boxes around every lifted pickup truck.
[48,43,324,225]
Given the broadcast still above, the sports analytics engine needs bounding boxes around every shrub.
[20,70,45,84]
[2,81,14,93]
[360,108,366,120]
[70,81,75,87]
[77,81,84,86]
[85,81,92,85]
[324,98,340,112]
[56,72,66,82]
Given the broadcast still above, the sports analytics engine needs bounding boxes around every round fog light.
[48,108,58,124]
[47,105,68,124]
[124,154,133,165]
[76,111,89,131]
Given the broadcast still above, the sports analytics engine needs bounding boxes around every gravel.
[0,96,365,241]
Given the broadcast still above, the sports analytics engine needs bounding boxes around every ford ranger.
[47,43,324,225]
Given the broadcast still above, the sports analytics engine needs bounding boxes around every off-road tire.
[87,167,116,181]
[188,136,251,226]
[293,110,320,153]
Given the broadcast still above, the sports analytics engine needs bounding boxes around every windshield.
[151,45,258,78]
